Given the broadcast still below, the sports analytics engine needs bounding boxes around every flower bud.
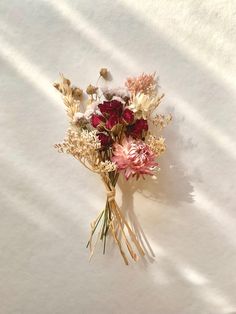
[72,87,83,100]
[97,132,112,148]
[53,82,63,93]
[91,114,105,128]
[86,84,97,95]
[100,68,108,79]
[122,108,134,124]
[63,77,71,86]
[53,82,60,89]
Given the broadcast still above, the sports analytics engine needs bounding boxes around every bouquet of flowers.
[54,69,171,265]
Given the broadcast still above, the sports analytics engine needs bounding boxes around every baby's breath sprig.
[152,113,172,129]
[54,129,115,173]
[147,134,166,157]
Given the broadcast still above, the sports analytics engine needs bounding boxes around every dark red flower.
[122,108,134,124]
[105,114,120,130]
[135,118,148,131]
[91,114,105,128]
[97,132,112,147]
[126,118,148,138]
[98,100,123,117]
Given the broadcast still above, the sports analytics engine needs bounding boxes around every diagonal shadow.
[117,109,194,262]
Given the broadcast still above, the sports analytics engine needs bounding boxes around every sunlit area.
[118,0,236,90]
[0,0,235,313]
[149,242,235,312]
[0,35,61,106]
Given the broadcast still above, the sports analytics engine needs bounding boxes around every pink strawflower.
[125,73,157,95]
[112,137,158,180]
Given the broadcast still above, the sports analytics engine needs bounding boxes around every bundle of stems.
[87,171,145,265]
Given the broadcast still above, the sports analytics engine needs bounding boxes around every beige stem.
[99,173,145,263]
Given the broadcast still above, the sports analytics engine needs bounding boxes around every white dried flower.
[73,101,100,123]
[84,101,100,119]
[73,112,85,122]
[101,87,130,100]
[112,96,126,104]
[129,93,161,119]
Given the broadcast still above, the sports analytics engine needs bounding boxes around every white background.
[0,1,236,313]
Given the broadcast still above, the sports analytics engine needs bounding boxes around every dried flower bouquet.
[54,69,171,265]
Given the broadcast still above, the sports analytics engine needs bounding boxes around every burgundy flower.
[122,108,134,124]
[98,100,123,117]
[105,114,120,130]
[126,118,148,138]
[135,118,148,131]
[97,132,112,148]
[91,114,105,128]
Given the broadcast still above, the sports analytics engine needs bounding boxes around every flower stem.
[101,172,119,253]
[86,209,104,248]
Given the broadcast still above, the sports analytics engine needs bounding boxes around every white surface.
[0,1,236,313]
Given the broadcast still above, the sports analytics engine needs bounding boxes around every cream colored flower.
[129,93,160,119]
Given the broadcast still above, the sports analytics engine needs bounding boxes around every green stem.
[86,210,104,248]
[100,201,109,240]
[86,172,120,254]
[100,172,120,253]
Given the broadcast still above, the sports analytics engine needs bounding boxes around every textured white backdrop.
[0,1,236,313]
